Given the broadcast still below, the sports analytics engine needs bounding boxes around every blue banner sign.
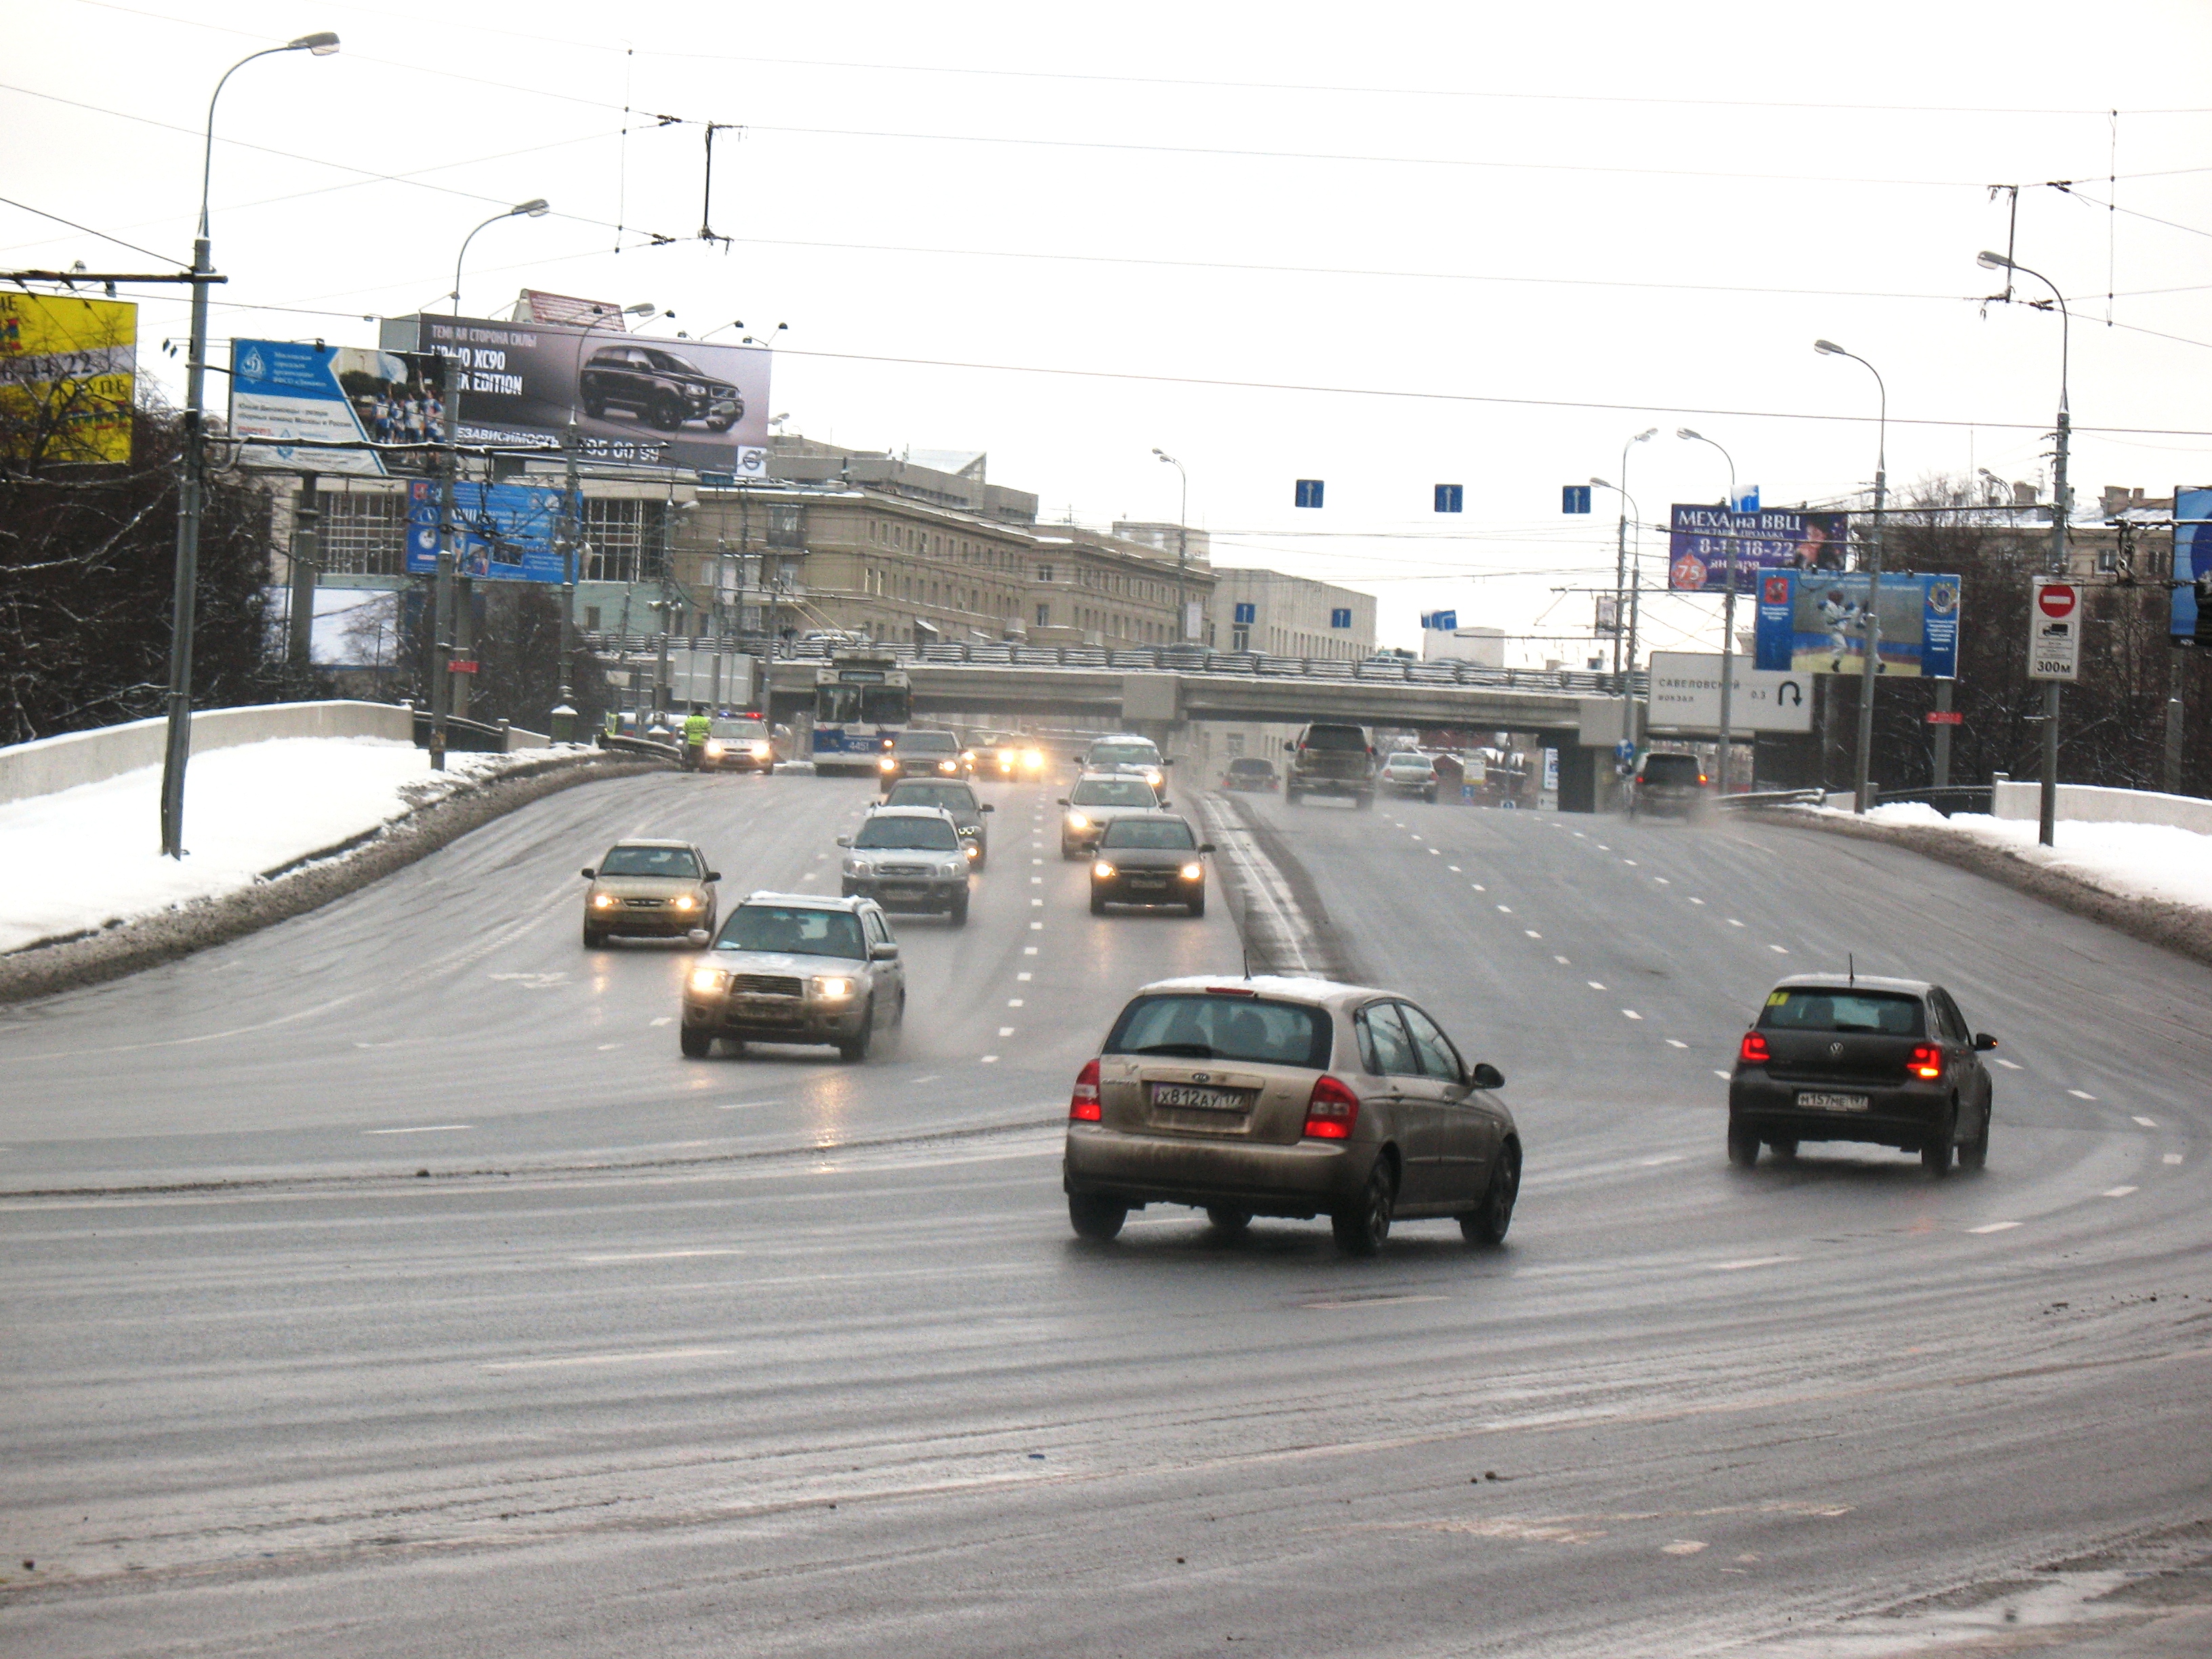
[1561,485,1591,514]
[1669,504,1849,592]
[1753,570,1961,678]
[2175,487,2211,647]
[404,479,567,581]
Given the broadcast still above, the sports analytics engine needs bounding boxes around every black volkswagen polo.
[1727,974,1998,1174]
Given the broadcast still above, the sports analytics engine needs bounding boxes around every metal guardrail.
[1876,785,1995,817]
[579,633,1643,699]
[409,712,510,754]
[597,733,683,762]
[1713,787,1826,811]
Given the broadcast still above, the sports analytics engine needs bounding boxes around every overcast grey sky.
[8,0,2209,657]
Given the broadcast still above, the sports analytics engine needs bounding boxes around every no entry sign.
[2028,581,2081,682]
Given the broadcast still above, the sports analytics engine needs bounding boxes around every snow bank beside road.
[1856,802,2212,916]
[0,737,557,955]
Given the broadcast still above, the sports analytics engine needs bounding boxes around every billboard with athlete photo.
[1753,569,1961,678]
[406,314,771,474]
[1667,505,1849,592]
[230,339,443,476]
[2174,486,2212,648]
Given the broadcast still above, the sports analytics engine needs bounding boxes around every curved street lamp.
[1678,427,1743,794]
[1152,449,1189,644]
[451,197,550,316]
[161,30,340,858]
[1814,340,1888,815]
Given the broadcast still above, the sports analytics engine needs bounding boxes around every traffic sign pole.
[2027,579,2079,848]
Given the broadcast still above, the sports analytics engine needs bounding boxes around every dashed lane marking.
[1709,1256,1799,1271]
[1666,1040,1687,1049]
[1000,1027,1016,1036]
[1448,865,1462,872]
[2133,1115,2158,1128]
[1622,1009,1642,1020]
[1994,1057,2023,1069]
[1008,998,1025,1006]
[2068,1089,2097,1101]
[573,1249,743,1263]
[649,1017,672,1027]
[1023,946,1038,955]
[1714,1070,1731,1080]
[1688,897,1704,905]
[2165,1154,2185,1165]
[363,1124,473,1135]
[1623,859,1639,866]
[1727,919,1744,928]
[981,1055,1000,1063]
[1769,945,1790,954]
[1554,955,1570,964]
[1587,981,1607,990]
[1525,929,1542,939]
[1640,1155,1685,1166]
[1497,904,1513,914]
[1030,922,1043,930]
[1968,1222,2021,1233]
[2103,1185,2138,1198]
[714,1101,777,1111]
[1472,884,1487,892]
[1018,972,1033,981]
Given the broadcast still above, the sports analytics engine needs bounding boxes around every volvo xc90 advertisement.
[407,313,771,474]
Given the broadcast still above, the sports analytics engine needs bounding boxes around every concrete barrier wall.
[0,701,413,806]
[1992,778,2212,835]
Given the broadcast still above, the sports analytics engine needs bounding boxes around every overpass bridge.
[747,641,1640,811]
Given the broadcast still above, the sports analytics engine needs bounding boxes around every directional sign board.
[2027,580,2080,681]
[1645,651,1814,734]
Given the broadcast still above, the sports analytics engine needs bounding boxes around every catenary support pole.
[287,470,319,675]
[1931,676,1953,790]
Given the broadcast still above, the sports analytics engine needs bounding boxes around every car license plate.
[1151,1084,1244,1111]
[883,885,924,899]
[1797,1091,1870,1112]
[1130,876,1168,890]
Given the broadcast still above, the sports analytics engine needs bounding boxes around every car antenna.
[1242,937,1252,980]
[1848,952,1855,985]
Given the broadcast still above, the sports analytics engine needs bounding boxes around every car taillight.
[1303,1075,1359,1140]
[1738,1031,1771,1066]
[1069,1059,1102,1122]
[1908,1044,1944,1080]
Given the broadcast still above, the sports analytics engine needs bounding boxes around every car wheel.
[1959,1097,1991,1172]
[1331,1155,1397,1256]
[1285,790,1302,806]
[1460,1141,1521,1246]
[582,924,606,948]
[680,1025,712,1059]
[1922,1103,1957,1176]
[1187,894,1205,918]
[1089,890,1107,916]
[1068,1193,1127,1241]
[649,394,684,431]
[1727,1123,1761,1168]
[838,1003,874,1063]
[1355,792,1376,811]
[1206,1207,1252,1234]
[582,395,605,419]
[948,890,970,927]
[1061,840,1080,860]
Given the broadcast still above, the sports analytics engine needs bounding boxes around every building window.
[1036,564,1054,583]
[581,498,670,584]
[584,605,602,631]
[315,489,407,576]
[1036,602,1050,628]
[766,505,803,549]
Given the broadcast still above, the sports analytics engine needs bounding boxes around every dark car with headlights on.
[1062,976,1517,1255]
[1059,773,1164,859]
[877,728,971,788]
[581,839,718,947]
[838,806,971,925]
[881,779,994,867]
[680,894,903,1061]
[1088,812,1212,917]
[1728,975,1996,1174]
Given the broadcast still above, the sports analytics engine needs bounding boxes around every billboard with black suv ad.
[408,314,771,474]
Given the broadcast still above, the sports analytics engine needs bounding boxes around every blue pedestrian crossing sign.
[1434,483,1463,513]
[1562,485,1593,514]
[1294,478,1325,509]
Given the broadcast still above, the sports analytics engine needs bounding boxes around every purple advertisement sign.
[1667,505,1850,593]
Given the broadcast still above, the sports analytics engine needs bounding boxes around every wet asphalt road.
[2,774,2208,1657]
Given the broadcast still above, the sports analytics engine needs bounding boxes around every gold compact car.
[1062,975,1517,1255]
[581,839,720,947]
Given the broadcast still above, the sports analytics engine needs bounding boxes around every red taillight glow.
[1303,1074,1359,1140]
[1069,1059,1102,1122]
[1738,1031,1771,1067]
[1908,1044,1944,1080]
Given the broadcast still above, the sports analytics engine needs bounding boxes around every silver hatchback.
[1061,975,1519,1254]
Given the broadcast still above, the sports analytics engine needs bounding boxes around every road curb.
[1742,806,2212,970]
[0,752,670,1006]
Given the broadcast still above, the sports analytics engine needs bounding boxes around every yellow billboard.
[1,293,136,465]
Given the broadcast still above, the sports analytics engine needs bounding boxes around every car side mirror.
[869,941,899,960]
[1973,1033,1999,1052]
[1470,1062,1506,1090]
[703,870,722,883]
[836,836,852,847]
[1199,842,1216,853]
[980,803,995,813]
[1162,758,1176,766]
[580,867,596,879]
[1283,740,1296,752]
[686,928,711,947]
[1057,798,1069,806]
[1158,798,1171,809]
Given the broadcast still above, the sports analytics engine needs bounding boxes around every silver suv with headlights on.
[1059,772,1164,859]
[838,806,972,925]
[680,894,903,1061]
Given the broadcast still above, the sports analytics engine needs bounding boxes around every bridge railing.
[580,634,1642,699]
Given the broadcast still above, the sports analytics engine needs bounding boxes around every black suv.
[1631,750,1706,819]
[1284,722,1376,809]
[1728,975,1997,1175]
[579,344,742,432]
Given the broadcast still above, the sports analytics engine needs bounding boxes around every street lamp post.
[158,29,339,857]
[451,197,549,316]
[1591,473,1643,790]
[1152,449,1189,643]
[1978,251,2072,849]
[1815,340,1888,814]
[1678,428,1740,793]
[1610,430,1656,677]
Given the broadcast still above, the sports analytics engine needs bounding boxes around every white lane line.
[2103,1185,2138,1198]
[1968,1222,2021,1234]
[1595,844,1610,851]
[1554,954,1570,964]
[1428,846,1441,855]
[1622,859,1639,867]
[596,1043,621,1052]
[485,1346,739,1370]
[1008,998,1025,1006]
[2165,1153,2185,1165]
[363,1124,473,1135]
[1030,876,1043,884]
[1573,831,1586,838]
[1586,981,1607,991]
[981,1054,1000,1064]
[649,1017,672,1027]
[1472,884,1487,892]
[1448,865,1462,873]
[1018,972,1033,981]
[1666,1039,1687,1049]
[1654,876,1670,884]
[1622,1009,1642,1020]
[912,1075,939,1084]
[714,1100,777,1111]
[1727,918,1743,927]
[2068,1089,2097,1101]
[1640,1155,1685,1166]
[1662,1540,1707,1556]
[1709,1256,1799,1271]
[575,1248,743,1263]
[1994,1056,2022,1070]
[1030,922,1043,930]
[1000,1026,1015,1036]
[1497,904,1513,914]
[1031,898,1044,906]
[1031,857,1043,865]
[1524,929,1542,939]
[1713,1069,1732,1079]
[2133,1115,2158,1128]
[1769,945,1790,954]
[1688,897,1704,905]
[1023,946,1038,955]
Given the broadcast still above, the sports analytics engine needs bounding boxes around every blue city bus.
[811,651,912,775]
